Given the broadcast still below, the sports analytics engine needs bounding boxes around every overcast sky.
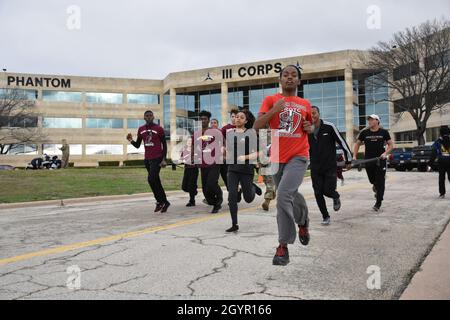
[0,0,448,79]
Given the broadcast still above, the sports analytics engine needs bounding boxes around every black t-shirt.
[357,128,391,159]
[226,129,258,175]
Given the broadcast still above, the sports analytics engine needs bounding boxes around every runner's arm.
[381,139,394,159]
[330,123,352,163]
[353,140,362,160]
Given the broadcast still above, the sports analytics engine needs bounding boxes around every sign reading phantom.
[7,76,71,89]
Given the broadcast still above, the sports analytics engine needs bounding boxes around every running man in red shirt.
[254,65,313,266]
[127,110,170,213]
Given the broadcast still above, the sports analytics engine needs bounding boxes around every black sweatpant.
[227,171,256,225]
[365,160,387,205]
[182,166,199,202]
[144,158,168,204]
[220,164,229,190]
[438,162,450,196]
[311,167,340,219]
[201,165,223,206]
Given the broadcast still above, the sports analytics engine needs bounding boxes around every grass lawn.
[0,167,310,204]
[0,167,186,204]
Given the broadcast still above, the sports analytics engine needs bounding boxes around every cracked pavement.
[0,170,449,300]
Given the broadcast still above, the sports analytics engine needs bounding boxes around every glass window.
[127,93,159,105]
[127,144,145,154]
[127,119,146,129]
[163,94,170,132]
[127,119,160,129]
[3,144,38,155]
[322,82,338,97]
[2,116,38,128]
[86,118,123,129]
[0,88,37,100]
[43,118,82,128]
[42,91,82,102]
[42,144,82,155]
[85,145,123,155]
[86,92,123,104]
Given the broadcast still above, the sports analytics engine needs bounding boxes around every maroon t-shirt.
[137,124,165,160]
[221,124,236,139]
[192,128,223,167]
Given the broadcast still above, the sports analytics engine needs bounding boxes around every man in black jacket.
[308,106,352,225]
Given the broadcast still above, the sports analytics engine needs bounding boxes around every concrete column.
[221,82,229,126]
[387,73,395,141]
[169,88,177,154]
[344,68,355,147]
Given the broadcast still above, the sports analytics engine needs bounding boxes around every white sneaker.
[321,217,331,226]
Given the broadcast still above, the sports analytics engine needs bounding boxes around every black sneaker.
[333,197,341,212]
[373,202,381,212]
[254,184,262,196]
[298,225,310,246]
[211,204,222,214]
[226,225,239,233]
[154,203,163,213]
[186,201,196,207]
[161,202,171,213]
[439,194,445,199]
[272,245,290,266]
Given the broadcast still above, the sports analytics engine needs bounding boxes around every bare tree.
[361,18,450,145]
[0,88,47,155]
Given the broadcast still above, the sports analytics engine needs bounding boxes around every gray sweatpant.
[273,156,309,245]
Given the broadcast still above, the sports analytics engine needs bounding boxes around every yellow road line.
[0,177,394,266]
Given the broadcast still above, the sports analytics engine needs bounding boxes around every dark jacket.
[308,120,352,173]
[430,137,450,165]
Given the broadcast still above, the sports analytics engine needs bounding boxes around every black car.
[411,145,438,172]
[388,147,414,171]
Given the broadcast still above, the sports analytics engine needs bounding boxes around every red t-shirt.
[137,124,165,160]
[259,93,312,163]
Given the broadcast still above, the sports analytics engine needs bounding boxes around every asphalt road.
[0,170,448,300]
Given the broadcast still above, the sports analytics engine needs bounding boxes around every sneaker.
[161,202,171,213]
[373,202,381,212]
[154,203,163,213]
[237,189,242,203]
[272,245,290,266]
[254,184,262,196]
[262,199,271,211]
[211,204,222,214]
[226,225,239,233]
[321,217,331,226]
[333,197,341,212]
[298,225,310,246]
[439,194,445,199]
[186,201,196,207]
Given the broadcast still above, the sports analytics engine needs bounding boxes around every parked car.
[388,148,414,171]
[411,145,438,172]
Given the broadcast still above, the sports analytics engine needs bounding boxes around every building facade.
[1,49,449,167]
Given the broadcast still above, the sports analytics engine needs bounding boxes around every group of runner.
[126,65,448,266]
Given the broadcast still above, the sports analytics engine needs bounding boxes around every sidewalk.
[400,219,450,300]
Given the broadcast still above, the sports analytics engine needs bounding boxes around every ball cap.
[367,114,381,122]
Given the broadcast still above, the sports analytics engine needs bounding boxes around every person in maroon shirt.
[192,110,224,214]
[127,110,170,213]
[220,108,238,190]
